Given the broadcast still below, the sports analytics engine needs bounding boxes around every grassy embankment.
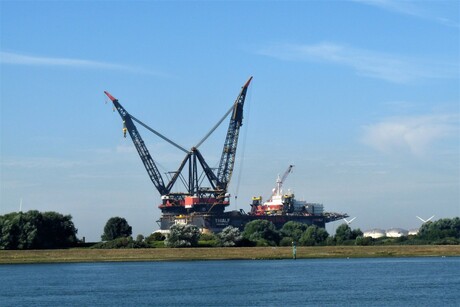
[1,245,459,264]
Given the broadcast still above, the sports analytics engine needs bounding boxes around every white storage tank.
[386,228,409,238]
[363,229,386,239]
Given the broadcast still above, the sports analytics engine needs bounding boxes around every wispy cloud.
[0,51,166,76]
[353,0,459,28]
[361,114,459,155]
[1,157,87,169]
[258,42,457,83]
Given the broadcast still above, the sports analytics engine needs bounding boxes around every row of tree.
[2,211,458,249]
[161,220,362,248]
[147,217,460,248]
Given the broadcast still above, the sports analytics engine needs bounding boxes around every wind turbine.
[343,217,356,225]
[416,215,435,223]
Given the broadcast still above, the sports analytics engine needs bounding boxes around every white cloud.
[0,51,165,76]
[361,114,459,155]
[1,157,87,169]
[116,144,136,154]
[353,0,459,28]
[258,42,457,83]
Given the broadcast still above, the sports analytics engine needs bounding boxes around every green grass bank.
[1,245,459,264]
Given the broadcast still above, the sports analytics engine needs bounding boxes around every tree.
[335,223,363,244]
[0,211,78,249]
[164,224,200,247]
[418,217,460,242]
[299,225,329,246]
[217,226,243,247]
[242,220,281,246]
[280,221,308,243]
[101,217,132,241]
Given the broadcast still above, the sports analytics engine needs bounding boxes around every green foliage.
[280,221,308,243]
[355,236,374,246]
[101,217,132,241]
[418,218,460,241]
[335,224,363,244]
[165,224,200,248]
[145,232,166,248]
[325,236,336,246]
[198,232,218,247]
[243,220,281,246]
[91,236,147,249]
[145,232,166,247]
[279,237,295,246]
[0,211,78,250]
[200,233,217,241]
[299,225,329,246]
[150,232,166,241]
[217,226,243,247]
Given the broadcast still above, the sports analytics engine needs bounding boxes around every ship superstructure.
[250,165,325,217]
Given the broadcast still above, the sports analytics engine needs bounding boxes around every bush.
[165,224,200,248]
[200,233,217,241]
[279,237,295,247]
[355,236,373,246]
[91,236,147,249]
[145,232,166,247]
[325,236,336,246]
[217,226,243,247]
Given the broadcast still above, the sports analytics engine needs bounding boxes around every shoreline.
[1,245,459,264]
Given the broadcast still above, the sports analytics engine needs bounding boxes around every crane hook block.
[122,120,127,138]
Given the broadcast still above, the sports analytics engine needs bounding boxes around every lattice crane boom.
[216,76,253,192]
[104,91,169,195]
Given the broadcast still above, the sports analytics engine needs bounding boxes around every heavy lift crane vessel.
[104,77,253,227]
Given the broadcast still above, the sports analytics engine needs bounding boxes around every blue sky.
[1,0,459,241]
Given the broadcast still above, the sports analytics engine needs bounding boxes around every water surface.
[1,257,459,306]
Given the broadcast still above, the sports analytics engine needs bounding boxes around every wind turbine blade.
[416,216,426,223]
[426,215,435,222]
[349,217,356,223]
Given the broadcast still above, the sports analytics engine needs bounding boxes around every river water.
[0,257,459,306]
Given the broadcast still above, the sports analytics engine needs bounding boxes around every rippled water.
[1,257,459,306]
